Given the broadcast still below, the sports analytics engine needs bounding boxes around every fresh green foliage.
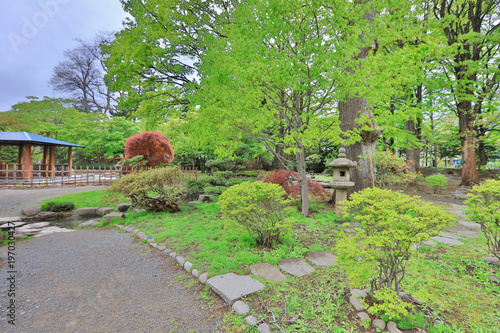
[186,179,209,196]
[465,179,500,259]
[367,288,413,321]
[426,174,448,194]
[218,182,292,247]
[336,188,454,293]
[41,201,75,212]
[203,186,227,196]
[120,155,147,169]
[363,151,419,187]
[107,166,186,212]
[394,311,427,330]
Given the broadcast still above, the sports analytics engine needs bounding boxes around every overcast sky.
[0,0,129,111]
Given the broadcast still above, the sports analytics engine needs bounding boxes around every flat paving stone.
[373,319,386,330]
[0,221,27,230]
[207,273,265,305]
[258,323,271,333]
[103,212,124,224]
[250,263,287,282]
[232,300,250,315]
[350,289,367,298]
[278,258,314,277]
[349,295,365,311]
[388,321,402,333]
[0,217,22,225]
[245,315,258,325]
[305,251,337,266]
[457,221,481,231]
[431,236,465,246]
[357,312,370,320]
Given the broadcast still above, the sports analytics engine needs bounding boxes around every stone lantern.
[326,147,357,214]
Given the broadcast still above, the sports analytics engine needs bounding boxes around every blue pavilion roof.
[0,132,85,148]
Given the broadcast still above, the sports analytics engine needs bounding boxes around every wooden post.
[24,144,33,180]
[48,146,56,177]
[13,164,17,185]
[99,166,101,185]
[17,146,24,170]
[86,166,89,185]
[42,146,48,177]
[68,147,73,177]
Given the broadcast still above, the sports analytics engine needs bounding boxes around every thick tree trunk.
[295,146,309,217]
[339,97,380,194]
[458,100,479,185]
[405,119,421,172]
[477,140,488,169]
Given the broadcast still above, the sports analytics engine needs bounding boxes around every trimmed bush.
[186,179,208,196]
[218,182,292,247]
[335,188,453,295]
[203,186,227,196]
[465,179,500,259]
[107,166,186,212]
[425,174,448,193]
[41,201,75,212]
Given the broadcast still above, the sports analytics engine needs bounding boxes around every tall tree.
[432,0,500,185]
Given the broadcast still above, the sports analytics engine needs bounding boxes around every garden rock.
[258,323,271,333]
[33,211,67,221]
[0,221,27,230]
[103,212,124,224]
[116,203,131,212]
[207,273,265,305]
[373,319,386,330]
[198,195,212,203]
[489,275,499,283]
[77,207,99,217]
[98,207,115,217]
[250,263,287,282]
[451,188,470,200]
[388,321,402,333]
[191,269,199,278]
[164,248,172,254]
[158,245,167,251]
[305,251,337,266]
[184,261,193,272]
[176,256,186,266]
[484,257,500,266]
[79,220,101,227]
[357,312,370,320]
[278,258,314,277]
[0,216,22,225]
[232,300,250,315]
[169,252,176,258]
[199,272,208,284]
[144,235,154,243]
[21,206,40,217]
[132,229,139,234]
[136,232,146,239]
[245,315,258,325]
[350,289,367,298]
[150,243,158,248]
[349,295,365,311]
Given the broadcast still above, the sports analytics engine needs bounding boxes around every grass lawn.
[39,189,129,209]
[47,189,500,332]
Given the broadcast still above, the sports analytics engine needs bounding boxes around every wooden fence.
[0,164,198,188]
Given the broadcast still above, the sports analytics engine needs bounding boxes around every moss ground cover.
[46,190,500,332]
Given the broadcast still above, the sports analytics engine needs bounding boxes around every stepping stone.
[387,321,402,333]
[305,251,337,266]
[423,240,437,246]
[34,226,75,237]
[207,273,265,305]
[357,312,370,320]
[457,221,481,231]
[350,289,367,298]
[0,217,22,225]
[136,232,146,239]
[373,319,386,330]
[191,269,199,278]
[245,315,258,325]
[158,245,167,251]
[349,295,365,311]
[258,323,271,333]
[79,220,101,227]
[250,263,286,282]
[232,300,250,315]
[117,203,131,212]
[103,212,124,224]
[431,236,464,246]
[439,232,462,240]
[0,221,27,230]
[176,256,186,266]
[484,257,500,266]
[199,272,208,284]
[98,207,115,217]
[278,258,314,277]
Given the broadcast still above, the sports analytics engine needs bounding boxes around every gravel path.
[0,186,107,218]
[0,229,226,332]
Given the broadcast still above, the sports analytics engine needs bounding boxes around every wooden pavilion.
[0,132,85,181]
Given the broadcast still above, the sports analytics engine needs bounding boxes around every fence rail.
[0,165,198,188]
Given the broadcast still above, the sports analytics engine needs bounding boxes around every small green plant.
[203,186,227,196]
[41,201,76,212]
[465,179,500,259]
[218,182,292,247]
[362,151,419,187]
[120,154,148,169]
[107,166,186,212]
[426,174,448,193]
[367,288,413,321]
[394,311,427,330]
[335,187,454,294]
[186,179,208,196]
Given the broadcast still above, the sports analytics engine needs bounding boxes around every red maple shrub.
[123,131,175,168]
[263,169,329,202]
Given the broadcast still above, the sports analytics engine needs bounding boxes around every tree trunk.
[477,140,488,169]
[295,143,309,217]
[458,100,479,185]
[405,119,421,172]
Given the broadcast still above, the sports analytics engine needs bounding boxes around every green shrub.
[41,201,76,212]
[186,179,208,196]
[465,179,500,260]
[218,182,292,247]
[425,174,448,193]
[225,177,255,186]
[362,151,419,187]
[203,186,227,196]
[107,166,186,212]
[367,288,413,322]
[335,188,453,294]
